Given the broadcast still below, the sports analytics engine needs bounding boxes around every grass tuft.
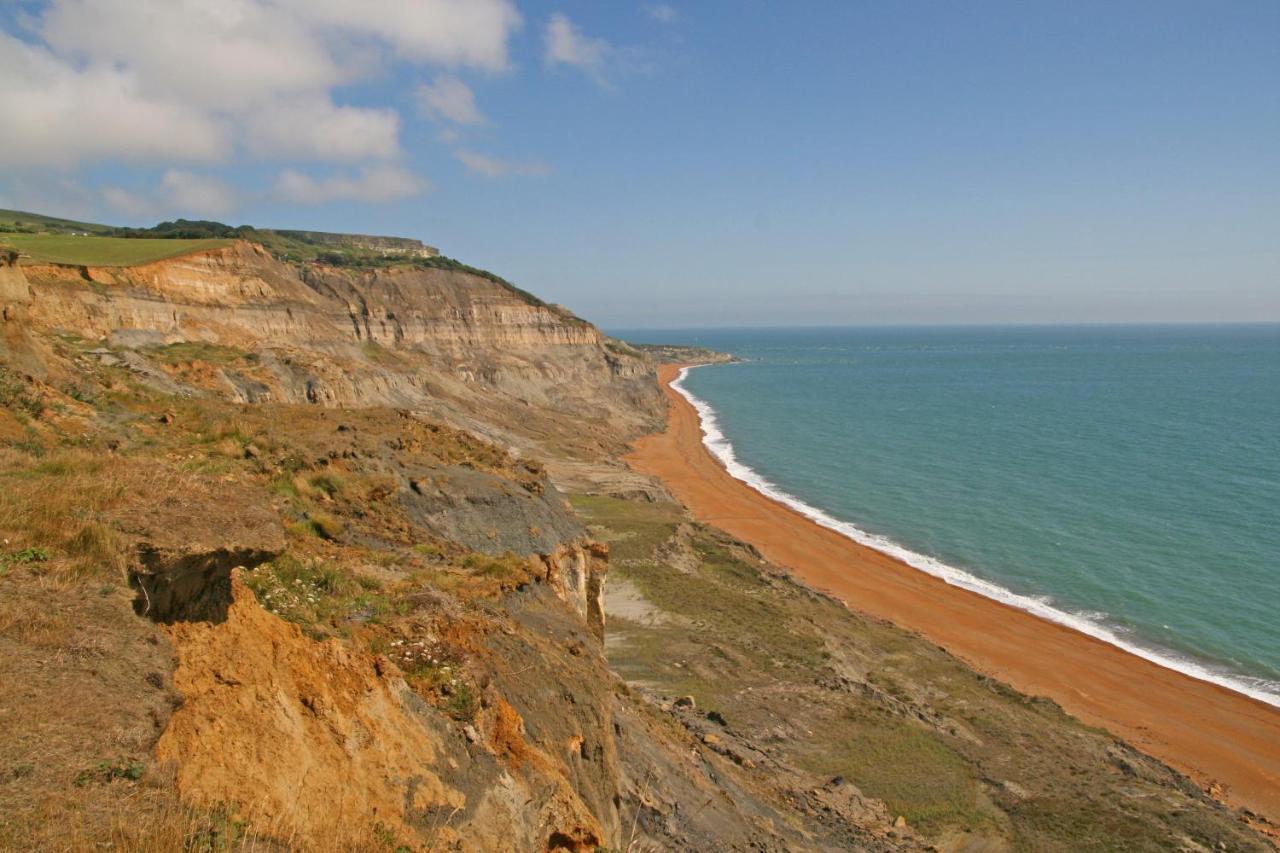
[306,510,345,541]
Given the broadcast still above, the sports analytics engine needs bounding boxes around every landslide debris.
[1,242,1273,851]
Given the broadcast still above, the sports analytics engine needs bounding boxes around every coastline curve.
[670,363,1280,709]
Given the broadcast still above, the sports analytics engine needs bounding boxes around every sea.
[611,325,1280,706]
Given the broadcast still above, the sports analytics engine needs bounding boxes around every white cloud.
[39,0,343,111]
[0,31,229,169]
[103,170,241,218]
[287,0,521,70]
[455,150,551,179]
[245,97,401,161]
[159,170,241,216]
[544,13,610,76]
[272,166,428,204]
[0,0,521,170]
[417,76,485,126]
[645,4,678,23]
[102,186,156,218]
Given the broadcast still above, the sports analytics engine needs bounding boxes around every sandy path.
[627,363,1280,825]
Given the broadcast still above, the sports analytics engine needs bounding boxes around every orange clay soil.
[627,363,1280,825]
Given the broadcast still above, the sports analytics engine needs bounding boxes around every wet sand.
[626,363,1280,825]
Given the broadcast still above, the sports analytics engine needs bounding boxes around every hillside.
[0,210,437,268]
[0,220,1273,850]
[0,208,116,236]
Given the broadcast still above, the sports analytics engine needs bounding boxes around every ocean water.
[613,326,1280,706]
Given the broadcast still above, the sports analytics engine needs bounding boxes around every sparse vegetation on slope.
[0,347,616,848]
[0,217,1273,851]
[574,493,1274,849]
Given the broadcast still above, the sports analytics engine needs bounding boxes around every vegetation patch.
[0,367,43,419]
[0,450,130,580]
[244,554,390,631]
[0,234,232,267]
[0,547,49,572]
[0,208,114,235]
[75,757,146,787]
[802,714,987,833]
[145,341,258,367]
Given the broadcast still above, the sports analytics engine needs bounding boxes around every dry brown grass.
[0,575,80,648]
[0,450,131,580]
[0,443,232,584]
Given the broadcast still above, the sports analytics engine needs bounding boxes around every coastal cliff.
[17,241,659,458]
[0,237,1273,851]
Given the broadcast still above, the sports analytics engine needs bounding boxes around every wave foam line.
[671,364,1280,709]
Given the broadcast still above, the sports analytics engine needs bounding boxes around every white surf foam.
[671,364,1280,709]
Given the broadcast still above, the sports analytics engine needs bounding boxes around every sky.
[1,0,1277,327]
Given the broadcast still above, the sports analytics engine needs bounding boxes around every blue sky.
[2,1,1277,326]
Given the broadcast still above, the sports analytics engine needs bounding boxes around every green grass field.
[0,234,232,267]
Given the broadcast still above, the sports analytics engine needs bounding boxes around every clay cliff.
[0,241,1273,851]
[17,241,659,458]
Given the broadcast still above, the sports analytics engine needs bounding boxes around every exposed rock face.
[0,249,31,310]
[157,573,465,850]
[541,540,609,641]
[400,465,585,555]
[17,242,661,454]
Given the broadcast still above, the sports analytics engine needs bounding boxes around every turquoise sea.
[613,326,1280,705]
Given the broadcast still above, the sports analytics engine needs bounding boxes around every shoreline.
[668,364,1280,709]
[627,362,1280,825]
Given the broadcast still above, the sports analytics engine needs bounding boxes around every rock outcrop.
[157,572,466,849]
[17,242,660,457]
[0,249,31,311]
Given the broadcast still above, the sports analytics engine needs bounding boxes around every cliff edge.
[0,236,1271,851]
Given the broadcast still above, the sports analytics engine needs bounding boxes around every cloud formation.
[417,77,486,126]
[544,13,610,77]
[0,0,521,212]
[645,4,678,24]
[0,31,228,169]
[455,150,551,179]
[104,170,241,218]
[273,166,429,204]
[244,98,402,162]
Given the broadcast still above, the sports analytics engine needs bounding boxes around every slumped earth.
[0,236,1273,850]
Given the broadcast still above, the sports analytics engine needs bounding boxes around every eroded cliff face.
[5,245,1268,852]
[0,250,30,310]
[157,573,467,849]
[0,249,656,849]
[18,242,660,457]
[158,573,613,851]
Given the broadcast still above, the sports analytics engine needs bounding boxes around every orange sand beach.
[627,363,1280,827]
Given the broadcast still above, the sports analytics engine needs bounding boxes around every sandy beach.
[627,363,1280,826]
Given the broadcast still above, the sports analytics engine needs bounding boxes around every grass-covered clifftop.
[0,233,234,266]
[0,215,1273,850]
[0,209,559,316]
[0,209,431,268]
